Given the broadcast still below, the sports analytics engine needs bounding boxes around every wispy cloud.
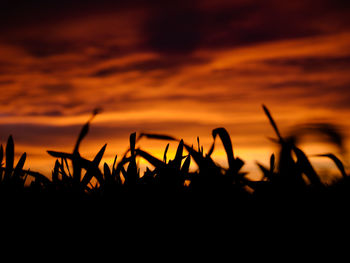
[1,0,350,175]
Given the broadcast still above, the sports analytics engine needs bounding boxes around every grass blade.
[13,152,26,177]
[92,144,107,165]
[173,140,184,170]
[74,122,89,153]
[130,132,136,156]
[163,143,170,163]
[135,149,165,169]
[181,155,191,175]
[111,154,118,177]
[270,153,275,174]
[47,150,73,160]
[52,160,60,184]
[104,163,112,179]
[25,170,51,186]
[139,133,177,141]
[5,135,14,179]
[80,144,107,189]
[0,145,3,167]
[212,127,235,169]
[262,105,282,141]
[73,109,99,153]
[256,162,272,180]
[316,153,347,178]
[294,146,322,186]
[206,141,215,157]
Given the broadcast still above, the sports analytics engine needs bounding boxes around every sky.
[1,0,350,179]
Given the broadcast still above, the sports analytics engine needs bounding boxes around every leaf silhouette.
[270,154,275,174]
[135,149,165,169]
[139,133,177,141]
[181,155,191,175]
[130,132,136,156]
[262,104,282,141]
[52,159,60,184]
[316,153,347,178]
[0,145,3,167]
[104,162,112,179]
[212,127,235,170]
[294,146,322,186]
[13,152,26,177]
[73,109,99,153]
[163,143,170,163]
[5,135,14,180]
[172,140,184,170]
[92,144,107,165]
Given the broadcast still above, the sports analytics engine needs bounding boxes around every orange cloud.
[1,1,350,179]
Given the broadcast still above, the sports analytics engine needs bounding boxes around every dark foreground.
[0,105,349,222]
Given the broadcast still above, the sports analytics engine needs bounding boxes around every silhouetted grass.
[1,105,349,209]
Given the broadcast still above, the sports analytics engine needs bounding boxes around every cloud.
[263,56,350,73]
[144,2,202,54]
[2,0,349,59]
[90,56,210,77]
[1,0,350,175]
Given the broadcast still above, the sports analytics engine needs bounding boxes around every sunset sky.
[1,0,350,178]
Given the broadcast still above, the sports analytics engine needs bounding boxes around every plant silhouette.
[1,105,349,208]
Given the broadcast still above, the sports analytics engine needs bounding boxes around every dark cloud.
[263,56,350,73]
[0,123,81,147]
[90,56,210,77]
[144,2,202,54]
[0,119,213,149]
[143,0,350,54]
[13,38,77,58]
[22,110,64,117]
[0,80,15,86]
[39,83,75,95]
[0,0,136,29]
[2,0,349,59]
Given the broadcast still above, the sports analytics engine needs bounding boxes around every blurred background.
[0,0,349,180]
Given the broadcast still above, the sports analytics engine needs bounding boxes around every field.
[0,105,349,213]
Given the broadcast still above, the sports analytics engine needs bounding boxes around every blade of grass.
[58,158,69,181]
[172,140,184,170]
[111,154,118,177]
[5,135,14,180]
[181,155,191,175]
[92,144,107,165]
[163,143,170,163]
[48,150,104,184]
[104,163,112,179]
[294,146,322,186]
[13,152,26,177]
[25,170,51,186]
[74,123,89,153]
[197,137,200,152]
[81,144,107,188]
[52,160,60,184]
[0,145,3,167]
[256,162,272,180]
[270,153,275,174]
[206,141,215,157]
[48,151,73,160]
[316,153,347,178]
[130,132,136,156]
[212,127,235,170]
[139,133,177,141]
[262,105,282,141]
[135,149,165,169]
[73,109,99,153]
[63,157,72,178]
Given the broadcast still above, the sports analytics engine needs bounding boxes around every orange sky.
[1,0,350,179]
